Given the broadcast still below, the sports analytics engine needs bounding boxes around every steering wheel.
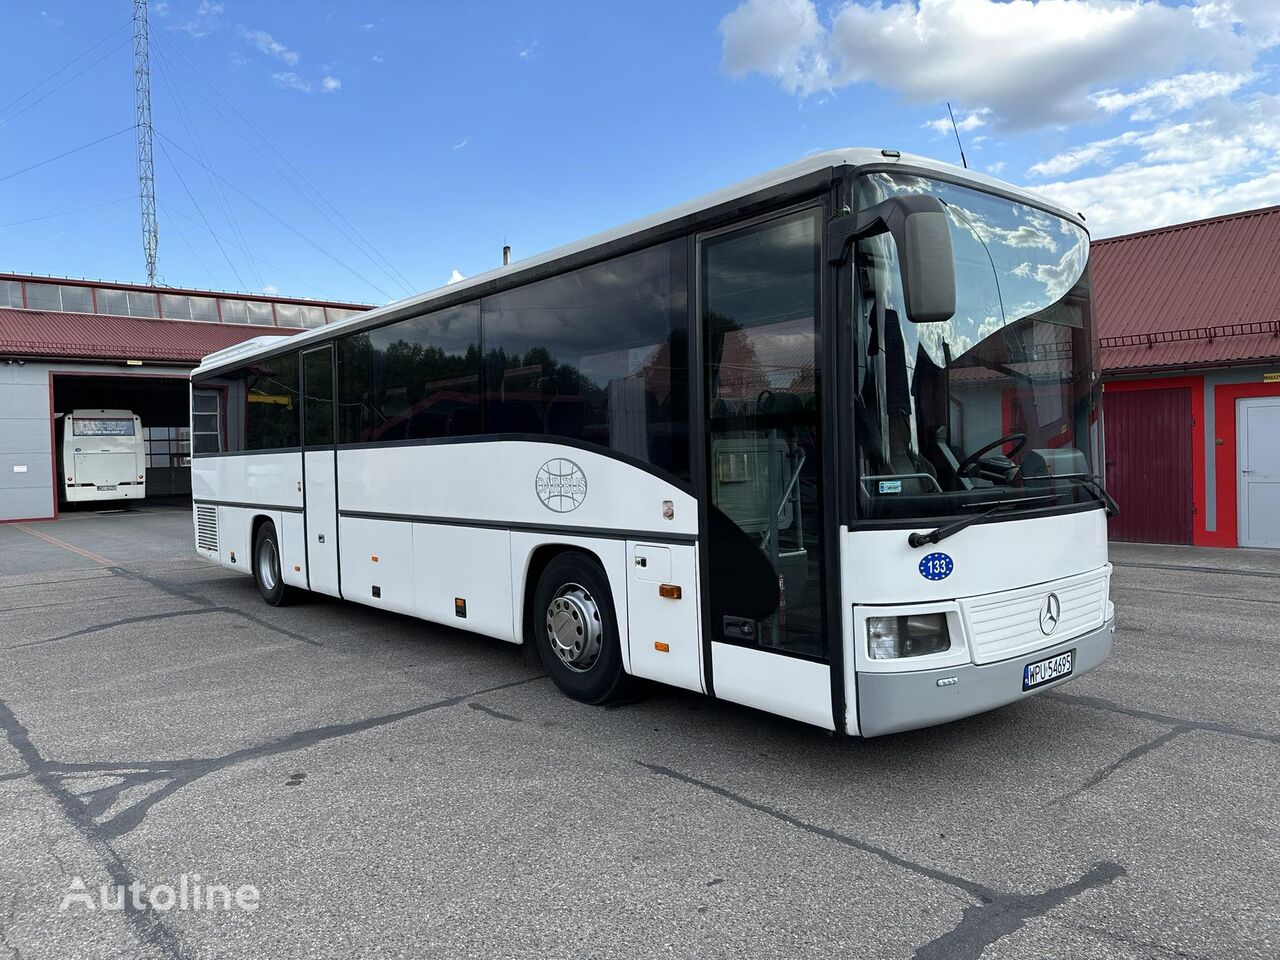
[958,432,1027,477]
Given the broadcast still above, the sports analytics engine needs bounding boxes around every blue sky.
[2,0,1278,306]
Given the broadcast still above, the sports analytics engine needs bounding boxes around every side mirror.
[829,194,956,324]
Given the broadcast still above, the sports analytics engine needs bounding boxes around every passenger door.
[302,345,340,596]
[696,208,835,729]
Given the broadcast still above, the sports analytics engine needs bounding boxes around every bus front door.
[302,346,340,597]
[697,209,836,730]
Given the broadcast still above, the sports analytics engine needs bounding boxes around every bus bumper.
[855,617,1115,737]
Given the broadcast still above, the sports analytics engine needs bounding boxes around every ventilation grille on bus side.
[195,505,218,553]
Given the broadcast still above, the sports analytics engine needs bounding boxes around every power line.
[0,196,133,229]
[152,32,416,297]
[0,36,134,130]
[157,199,335,299]
[0,20,130,119]
[152,45,263,291]
[0,126,135,184]
[155,129,396,300]
[155,136,248,291]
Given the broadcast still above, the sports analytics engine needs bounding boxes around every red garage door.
[1104,387,1193,544]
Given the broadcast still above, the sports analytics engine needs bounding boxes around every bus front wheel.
[253,521,295,607]
[531,553,631,704]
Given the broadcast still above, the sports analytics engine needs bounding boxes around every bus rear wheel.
[253,520,295,607]
[531,553,631,704]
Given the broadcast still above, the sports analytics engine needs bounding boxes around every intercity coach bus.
[190,149,1116,736]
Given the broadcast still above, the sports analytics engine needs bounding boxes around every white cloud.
[245,29,299,66]
[719,0,1276,129]
[174,0,222,38]
[360,22,375,31]
[1093,70,1256,120]
[720,0,825,95]
[452,136,471,150]
[153,2,170,16]
[1027,95,1280,235]
[519,39,539,59]
[924,108,990,137]
[320,76,341,93]
[987,161,1007,175]
[447,269,466,285]
[371,54,385,63]
[261,284,279,296]
[271,72,311,92]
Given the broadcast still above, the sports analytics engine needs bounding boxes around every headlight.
[867,613,950,659]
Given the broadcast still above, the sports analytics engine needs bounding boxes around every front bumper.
[856,617,1114,737]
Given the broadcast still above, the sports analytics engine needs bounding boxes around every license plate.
[97,484,117,491]
[1023,649,1074,691]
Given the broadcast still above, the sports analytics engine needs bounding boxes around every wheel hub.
[545,583,602,672]
[258,538,278,591]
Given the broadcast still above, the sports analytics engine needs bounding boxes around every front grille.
[195,504,218,553]
[960,568,1109,664]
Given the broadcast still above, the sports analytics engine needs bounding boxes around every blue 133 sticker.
[919,552,954,581]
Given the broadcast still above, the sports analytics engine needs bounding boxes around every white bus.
[191,149,1116,736]
[58,409,147,504]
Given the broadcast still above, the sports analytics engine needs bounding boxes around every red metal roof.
[1092,205,1280,372]
[0,308,303,364]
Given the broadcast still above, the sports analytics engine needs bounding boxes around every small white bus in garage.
[190,148,1116,736]
[58,409,147,504]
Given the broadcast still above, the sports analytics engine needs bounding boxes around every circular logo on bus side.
[535,459,588,513]
[919,552,954,581]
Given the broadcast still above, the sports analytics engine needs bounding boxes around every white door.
[1238,396,1280,548]
[302,346,341,595]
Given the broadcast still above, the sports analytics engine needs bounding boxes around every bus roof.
[193,148,1082,376]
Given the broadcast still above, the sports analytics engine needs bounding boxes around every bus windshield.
[854,172,1100,522]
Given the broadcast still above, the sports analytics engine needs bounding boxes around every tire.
[253,520,295,607]
[530,552,631,704]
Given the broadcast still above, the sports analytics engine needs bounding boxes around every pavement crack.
[1045,692,1280,745]
[226,608,322,647]
[640,762,1125,960]
[913,862,1126,960]
[1051,727,1189,805]
[467,702,523,723]
[0,697,186,960]
[107,566,216,607]
[639,762,996,902]
[16,607,232,648]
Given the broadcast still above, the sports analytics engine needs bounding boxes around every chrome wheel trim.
[258,537,279,592]
[545,581,603,673]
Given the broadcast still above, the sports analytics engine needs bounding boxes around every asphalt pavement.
[0,504,1276,959]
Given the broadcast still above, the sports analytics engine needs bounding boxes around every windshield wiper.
[1034,473,1120,517]
[907,495,1057,549]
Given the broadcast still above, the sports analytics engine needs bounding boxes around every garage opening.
[52,374,191,502]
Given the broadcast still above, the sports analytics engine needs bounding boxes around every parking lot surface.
[1,505,1277,959]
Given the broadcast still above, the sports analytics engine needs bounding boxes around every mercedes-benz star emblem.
[1039,592,1062,636]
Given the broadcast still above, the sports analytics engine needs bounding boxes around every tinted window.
[481,238,689,478]
[337,303,481,443]
[195,355,300,451]
[303,348,334,446]
[243,353,299,449]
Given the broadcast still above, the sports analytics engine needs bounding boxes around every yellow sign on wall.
[1264,372,1280,383]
